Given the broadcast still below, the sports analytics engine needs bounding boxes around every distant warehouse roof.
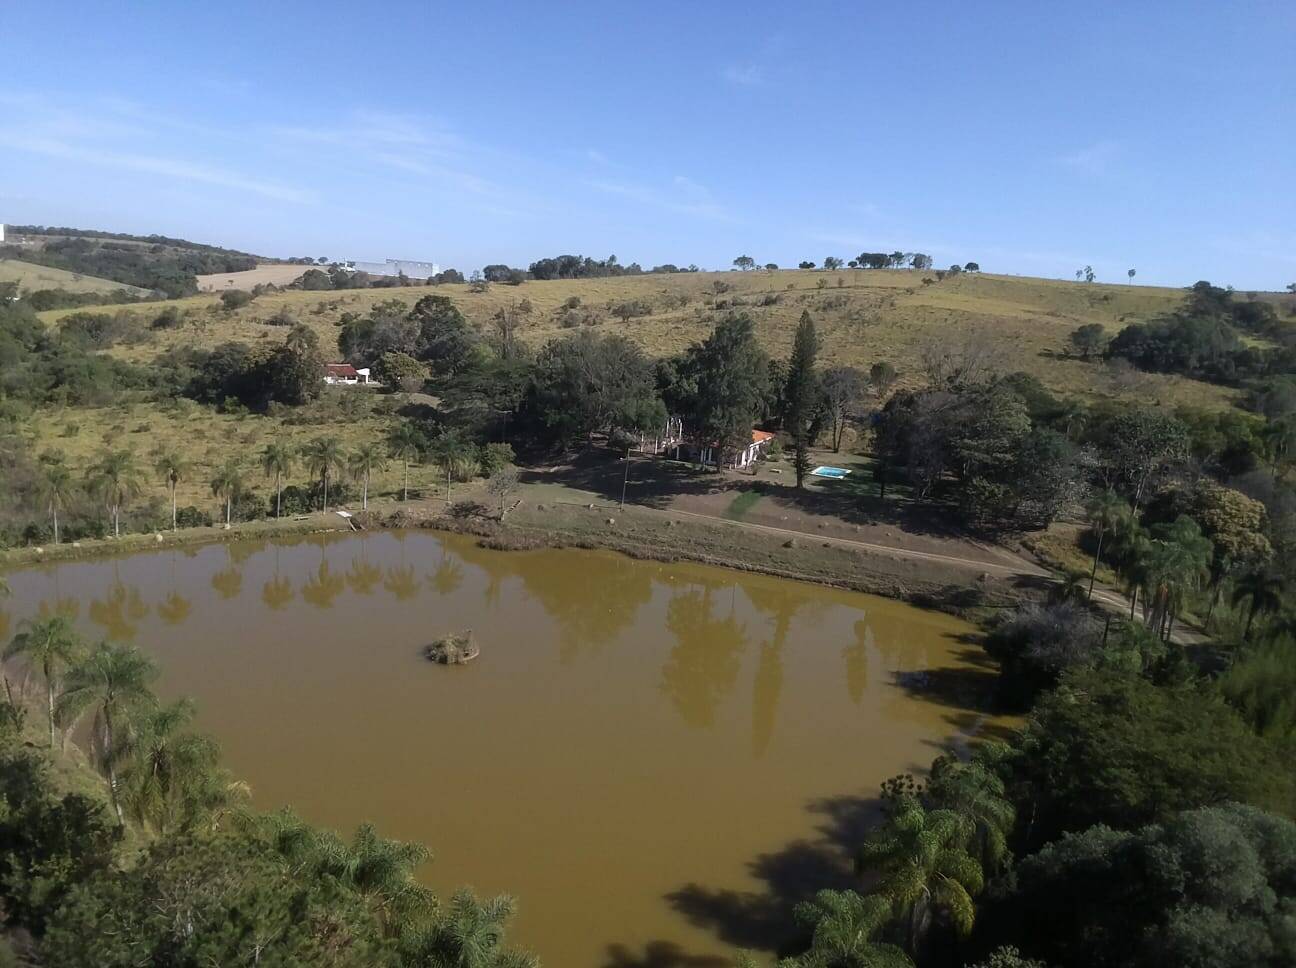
[346,258,441,278]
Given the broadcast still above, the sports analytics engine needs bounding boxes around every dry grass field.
[196,264,312,291]
[0,257,149,295]
[42,267,1242,410]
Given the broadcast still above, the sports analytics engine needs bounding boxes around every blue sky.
[2,1,1293,289]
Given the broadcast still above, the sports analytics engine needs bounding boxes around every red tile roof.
[325,363,358,377]
[751,429,776,444]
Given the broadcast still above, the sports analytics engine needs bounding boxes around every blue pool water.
[811,465,851,479]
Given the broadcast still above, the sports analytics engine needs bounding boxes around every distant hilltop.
[343,258,440,278]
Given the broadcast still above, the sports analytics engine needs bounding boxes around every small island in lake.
[425,631,480,665]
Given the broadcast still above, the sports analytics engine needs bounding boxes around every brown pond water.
[1,531,1005,966]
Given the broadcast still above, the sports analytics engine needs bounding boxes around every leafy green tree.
[88,450,142,538]
[301,437,343,512]
[56,643,159,825]
[400,888,537,968]
[374,350,428,392]
[4,615,82,747]
[522,330,664,446]
[684,314,771,466]
[412,295,479,378]
[1009,667,1296,846]
[36,458,75,544]
[387,422,427,501]
[733,255,756,271]
[1067,323,1107,360]
[270,323,325,406]
[785,311,820,487]
[152,450,187,532]
[0,750,117,934]
[1100,408,1190,509]
[995,803,1296,968]
[42,831,389,967]
[209,460,243,527]
[780,889,913,967]
[260,442,294,518]
[856,794,983,956]
[1219,640,1296,741]
[1232,567,1286,641]
[348,442,388,511]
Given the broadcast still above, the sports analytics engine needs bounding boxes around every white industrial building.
[344,258,440,278]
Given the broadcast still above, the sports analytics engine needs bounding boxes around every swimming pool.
[811,465,851,479]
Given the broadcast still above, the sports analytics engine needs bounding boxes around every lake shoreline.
[2,499,1026,620]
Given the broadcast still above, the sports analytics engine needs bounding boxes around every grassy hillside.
[2,227,265,297]
[19,267,1260,520]
[42,267,1241,410]
[0,257,149,295]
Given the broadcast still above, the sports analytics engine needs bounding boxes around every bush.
[150,306,184,330]
[478,442,516,476]
[220,290,254,311]
[264,307,297,327]
[175,505,212,528]
[230,488,265,523]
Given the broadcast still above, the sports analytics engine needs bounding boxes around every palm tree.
[925,751,1015,875]
[117,698,240,835]
[210,460,244,528]
[1084,490,1128,601]
[782,889,913,968]
[37,459,74,545]
[260,442,294,519]
[1144,517,1213,640]
[387,423,426,502]
[428,431,473,507]
[153,450,188,531]
[400,888,537,968]
[89,450,142,538]
[856,794,983,957]
[1232,568,1286,641]
[301,437,343,512]
[1109,514,1152,619]
[56,642,158,825]
[4,615,82,747]
[348,443,388,511]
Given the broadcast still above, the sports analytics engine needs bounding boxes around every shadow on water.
[661,794,884,958]
[600,941,731,968]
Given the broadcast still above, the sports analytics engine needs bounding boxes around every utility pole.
[620,449,631,510]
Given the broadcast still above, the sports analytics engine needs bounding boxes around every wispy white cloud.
[721,63,764,87]
[0,92,315,203]
[592,175,735,222]
[1059,140,1121,175]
